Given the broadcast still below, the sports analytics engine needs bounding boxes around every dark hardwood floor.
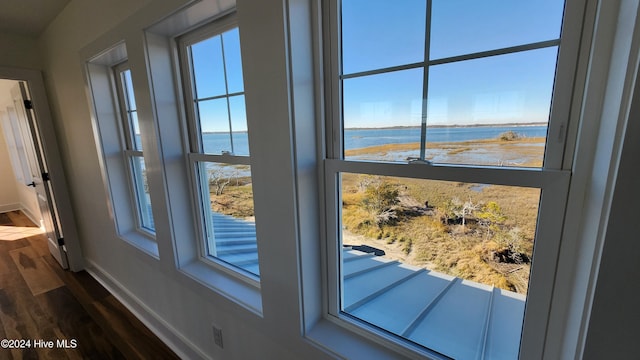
[0,211,179,360]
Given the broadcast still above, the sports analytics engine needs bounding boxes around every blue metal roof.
[212,213,525,359]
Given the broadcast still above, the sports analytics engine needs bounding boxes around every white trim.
[175,15,263,288]
[85,261,211,360]
[0,203,21,213]
[545,0,640,358]
[320,1,585,358]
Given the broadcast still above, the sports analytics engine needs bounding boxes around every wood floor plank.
[37,287,125,360]
[28,236,50,258]
[9,247,64,296]
[5,211,38,228]
[0,212,177,359]
[0,213,11,225]
[0,272,47,360]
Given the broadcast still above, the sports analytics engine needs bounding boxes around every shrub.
[362,181,399,214]
[498,130,521,141]
[401,238,413,254]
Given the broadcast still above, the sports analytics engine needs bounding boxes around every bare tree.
[451,197,479,227]
[209,169,231,195]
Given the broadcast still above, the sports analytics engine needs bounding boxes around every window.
[85,44,158,257]
[179,17,259,279]
[114,63,155,233]
[326,0,575,358]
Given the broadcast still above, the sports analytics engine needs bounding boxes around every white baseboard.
[0,203,21,213]
[85,260,211,360]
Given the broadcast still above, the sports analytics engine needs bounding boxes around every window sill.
[305,317,448,360]
[119,230,159,259]
[179,260,263,316]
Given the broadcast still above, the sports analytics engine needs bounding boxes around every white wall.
[583,58,640,360]
[0,33,42,70]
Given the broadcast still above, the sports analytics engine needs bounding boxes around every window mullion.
[420,0,433,161]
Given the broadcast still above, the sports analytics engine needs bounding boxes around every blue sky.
[341,0,565,127]
[191,1,566,133]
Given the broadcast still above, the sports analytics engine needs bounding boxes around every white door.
[11,82,68,269]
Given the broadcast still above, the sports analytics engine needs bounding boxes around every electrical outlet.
[212,325,223,349]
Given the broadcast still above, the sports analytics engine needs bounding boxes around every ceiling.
[0,0,71,37]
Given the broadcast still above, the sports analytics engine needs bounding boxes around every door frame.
[0,66,83,271]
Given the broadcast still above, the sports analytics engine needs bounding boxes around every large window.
[114,64,155,233]
[179,17,259,279]
[326,0,574,358]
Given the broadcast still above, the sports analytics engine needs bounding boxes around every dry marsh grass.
[209,176,256,218]
[345,137,546,168]
[211,138,544,294]
[341,172,540,294]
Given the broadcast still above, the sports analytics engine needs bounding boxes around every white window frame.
[85,44,158,258]
[322,0,586,358]
[113,62,155,236]
[177,14,260,286]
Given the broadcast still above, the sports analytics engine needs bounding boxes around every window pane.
[191,35,227,99]
[198,161,258,276]
[131,156,154,231]
[339,173,540,358]
[425,48,557,167]
[430,0,565,59]
[222,28,244,94]
[130,111,143,151]
[341,0,426,74]
[343,68,423,162]
[229,95,249,156]
[199,98,231,154]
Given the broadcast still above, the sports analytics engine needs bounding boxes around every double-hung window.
[325,0,577,358]
[114,63,155,234]
[179,16,259,279]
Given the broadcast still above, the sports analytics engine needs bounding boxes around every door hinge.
[42,172,50,181]
[57,238,64,246]
[24,99,33,110]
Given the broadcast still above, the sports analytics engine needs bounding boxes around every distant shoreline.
[202,130,249,134]
[344,122,547,130]
[201,123,547,134]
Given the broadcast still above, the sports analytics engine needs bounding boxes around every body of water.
[199,125,547,155]
[344,125,548,150]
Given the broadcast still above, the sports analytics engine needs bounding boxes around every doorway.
[0,67,82,271]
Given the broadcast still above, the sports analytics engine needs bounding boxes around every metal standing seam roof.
[212,212,526,360]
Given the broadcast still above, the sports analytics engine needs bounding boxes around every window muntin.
[340,4,563,168]
[180,19,259,279]
[114,65,155,234]
[329,0,571,357]
[189,26,247,156]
